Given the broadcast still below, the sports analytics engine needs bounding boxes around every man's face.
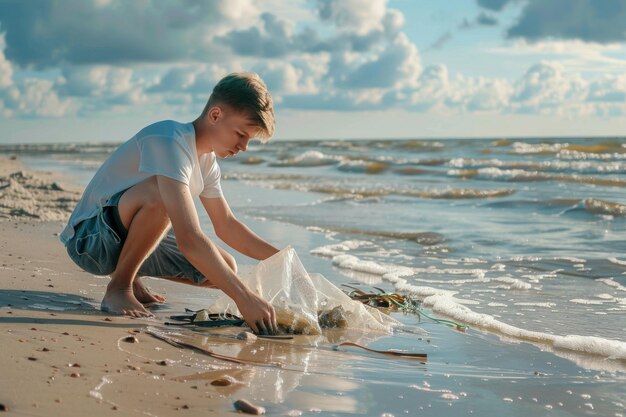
[211,107,258,159]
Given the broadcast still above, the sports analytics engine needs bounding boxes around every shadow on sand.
[0,289,150,328]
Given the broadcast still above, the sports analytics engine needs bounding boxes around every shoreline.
[2,156,626,417]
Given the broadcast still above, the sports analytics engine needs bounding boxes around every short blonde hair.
[203,72,275,142]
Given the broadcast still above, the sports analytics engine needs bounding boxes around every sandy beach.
[2,155,625,417]
[0,158,261,416]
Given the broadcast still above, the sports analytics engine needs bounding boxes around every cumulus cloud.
[1,0,625,121]
[0,0,255,68]
[57,66,134,97]
[477,0,626,43]
[587,75,626,103]
[465,79,513,111]
[509,0,626,43]
[336,33,421,89]
[0,34,73,117]
[509,62,589,115]
[315,0,387,35]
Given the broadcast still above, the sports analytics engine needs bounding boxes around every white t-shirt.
[60,120,223,244]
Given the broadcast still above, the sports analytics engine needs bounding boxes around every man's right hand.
[236,290,278,335]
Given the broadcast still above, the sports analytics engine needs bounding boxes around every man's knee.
[223,251,238,274]
[118,177,169,228]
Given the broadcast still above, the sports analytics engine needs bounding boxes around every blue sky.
[1,0,626,143]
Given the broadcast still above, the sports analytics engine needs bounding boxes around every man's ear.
[207,106,222,124]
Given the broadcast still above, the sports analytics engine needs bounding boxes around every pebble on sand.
[0,403,7,411]
[210,375,237,386]
[122,336,139,343]
[233,399,266,415]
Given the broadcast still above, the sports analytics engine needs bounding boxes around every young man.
[60,72,279,335]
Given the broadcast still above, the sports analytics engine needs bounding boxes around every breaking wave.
[449,167,626,187]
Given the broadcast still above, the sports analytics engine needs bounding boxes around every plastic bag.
[207,246,399,334]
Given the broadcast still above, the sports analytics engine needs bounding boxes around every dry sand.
[0,157,257,416]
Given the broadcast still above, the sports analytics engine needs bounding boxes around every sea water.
[3,137,625,416]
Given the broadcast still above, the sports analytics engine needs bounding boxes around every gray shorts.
[65,189,206,284]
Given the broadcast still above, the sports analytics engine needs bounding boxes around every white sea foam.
[608,257,626,266]
[569,299,607,305]
[596,278,626,292]
[514,302,556,308]
[312,243,626,363]
[511,142,565,154]
[595,293,615,300]
[310,240,373,257]
[556,256,587,263]
[493,277,532,290]
[414,276,490,285]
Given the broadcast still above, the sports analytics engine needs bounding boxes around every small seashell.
[233,399,265,415]
[195,310,209,322]
[27,357,37,361]
[0,403,7,411]
[70,372,80,378]
[122,336,139,343]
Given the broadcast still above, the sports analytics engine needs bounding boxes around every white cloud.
[18,79,73,117]
[510,62,588,113]
[0,36,12,88]
[338,33,421,89]
[487,40,626,74]
[315,0,388,35]
[465,78,513,112]
[587,74,626,103]
[1,1,626,123]
[58,66,134,97]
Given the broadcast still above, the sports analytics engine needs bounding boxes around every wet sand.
[1,156,625,417]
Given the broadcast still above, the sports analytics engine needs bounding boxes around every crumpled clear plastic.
[207,246,399,335]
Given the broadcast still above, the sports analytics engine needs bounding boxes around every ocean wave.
[395,140,446,150]
[510,142,565,155]
[309,240,626,370]
[286,184,514,200]
[581,198,626,216]
[269,151,341,167]
[447,158,626,174]
[337,160,390,174]
[449,167,626,187]
[596,278,626,292]
[509,141,626,157]
[238,156,266,165]
[223,172,515,200]
[314,247,626,365]
[222,172,312,181]
[310,229,446,245]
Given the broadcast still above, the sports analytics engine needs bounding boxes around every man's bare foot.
[133,277,166,304]
[101,284,154,318]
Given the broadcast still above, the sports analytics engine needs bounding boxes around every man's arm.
[201,196,279,260]
[156,175,277,334]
